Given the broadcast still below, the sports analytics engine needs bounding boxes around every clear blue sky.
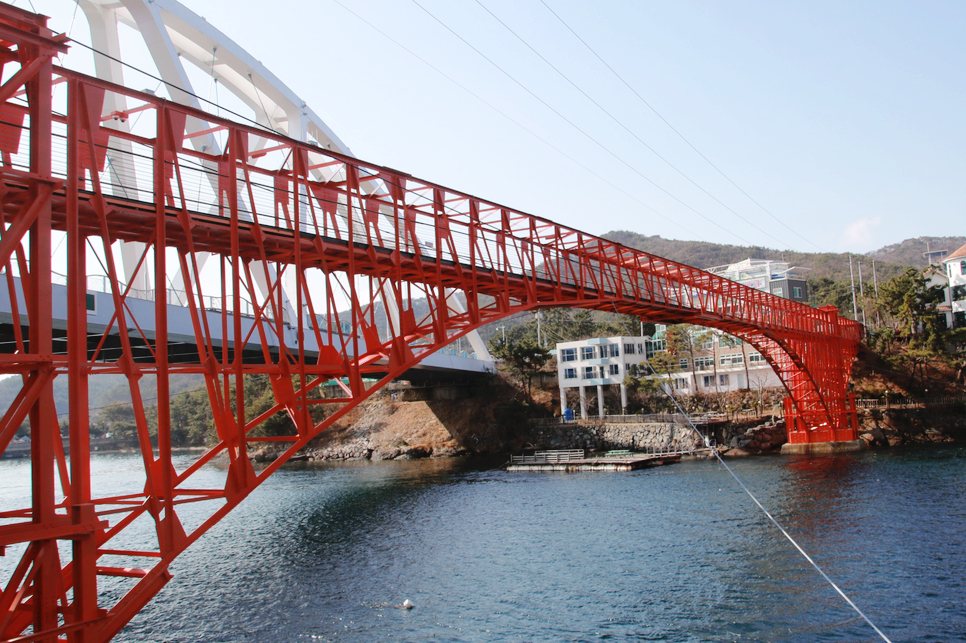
[25,0,966,254]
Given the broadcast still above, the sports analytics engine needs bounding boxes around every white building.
[942,244,966,329]
[556,329,782,419]
[556,336,651,419]
[705,258,810,303]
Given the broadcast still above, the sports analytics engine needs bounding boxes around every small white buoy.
[402,599,414,610]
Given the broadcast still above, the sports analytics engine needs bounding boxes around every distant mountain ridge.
[602,231,955,284]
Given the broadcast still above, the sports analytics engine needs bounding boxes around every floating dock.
[506,449,688,472]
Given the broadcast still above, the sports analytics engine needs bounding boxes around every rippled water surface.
[3,445,966,642]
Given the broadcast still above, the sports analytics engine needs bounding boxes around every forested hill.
[602,231,960,283]
[868,236,966,268]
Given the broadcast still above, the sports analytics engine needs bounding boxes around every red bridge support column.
[781,306,864,455]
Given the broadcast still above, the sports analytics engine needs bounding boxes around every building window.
[623,343,635,354]
[679,358,689,370]
[608,344,619,358]
[748,353,765,364]
[792,286,803,299]
[564,368,576,379]
[955,311,966,329]
[720,355,743,366]
[674,378,688,390]
[953,285,966,301]
[694,356,714,370]
[703,375,714,387]
[699,339,713,350]
[719,335,740,348]
[599,366,607,378]
[581,346,595,360]
[719,374,729,386]
[582,366,595,380]
[560,348,576,362]
[637,343,644,354]
[609,364,620,376]
[773,287,784,297]
[86,292,96,314]
[961,260,966,275]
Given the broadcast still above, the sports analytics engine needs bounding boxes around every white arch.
[74,0,492,362]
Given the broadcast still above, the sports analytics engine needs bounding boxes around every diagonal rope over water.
[612,308,892,642]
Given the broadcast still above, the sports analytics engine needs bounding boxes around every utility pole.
[857,262,867,326]
[872,259,882,328]
[535,312,543,348]
[849,254,859,321]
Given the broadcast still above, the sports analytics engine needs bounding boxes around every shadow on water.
[119,456,509,642]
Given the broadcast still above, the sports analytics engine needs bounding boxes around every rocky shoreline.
[253,440,471,463]
[247,395,966,465]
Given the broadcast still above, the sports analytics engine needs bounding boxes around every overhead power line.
[328,0,706,242]
[474,0,795,251]
[538,0,826,253]
[408,0,756,247]
[70,11,709,243]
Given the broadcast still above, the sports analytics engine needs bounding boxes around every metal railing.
[509,445,705,464]
[510,449,586,464]
[857,395,966,409]
[531,408,768,427]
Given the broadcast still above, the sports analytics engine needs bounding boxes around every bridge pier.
[780,392,864,455]
[780,440,866,455]
[597,384,605,417]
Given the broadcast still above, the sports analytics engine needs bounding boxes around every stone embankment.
[717,420,787,456]
[527,420,705,453]
[525,416,791,457]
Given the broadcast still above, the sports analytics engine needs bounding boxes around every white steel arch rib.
[73,0,493,362]
[80,0,352,151]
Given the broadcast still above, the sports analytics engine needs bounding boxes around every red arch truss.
[0,10,861,642]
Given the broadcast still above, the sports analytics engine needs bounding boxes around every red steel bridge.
[0,7,862,641]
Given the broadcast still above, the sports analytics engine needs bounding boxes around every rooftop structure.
[941,244,966,329]
[705,258,810,303]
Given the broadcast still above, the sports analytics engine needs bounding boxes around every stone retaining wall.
[527,422,705,452]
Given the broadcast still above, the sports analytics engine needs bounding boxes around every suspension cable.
[614,309,892,642]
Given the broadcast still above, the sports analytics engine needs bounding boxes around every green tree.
[97,401,155,443]
[491,338,552,402]
[880,268,946,352]
[636,350,678,395]
[810,277,855,316]
[664,324,709,391]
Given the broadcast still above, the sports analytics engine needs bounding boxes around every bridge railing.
[532,413,690,426]
[0,67,860,348]
[532,408,767,427]
[857,395,966,409]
